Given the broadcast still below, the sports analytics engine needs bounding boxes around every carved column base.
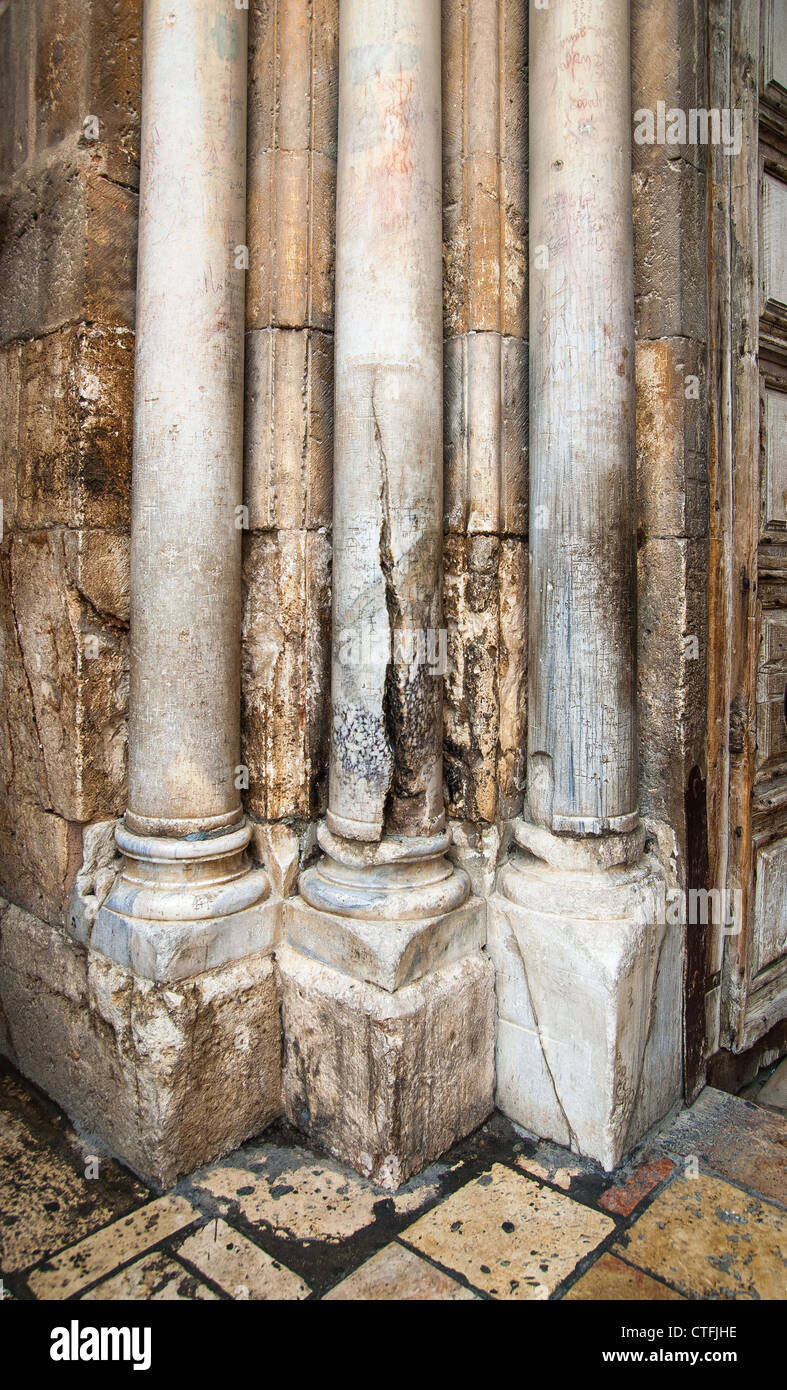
[488,819,682,1171]
[84,818,278,983]
[280,823,495,1187]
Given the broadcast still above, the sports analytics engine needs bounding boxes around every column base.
[82,818,278,983]
[488,829,682,1171]
[285,894,485,992]
[280,823,494,1186]
[278,942,495,1190]
[0,901,282,1188]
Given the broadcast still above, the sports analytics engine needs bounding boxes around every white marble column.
[300,0,467,920]
[526,0,638,837]
[489,0,680,1170]
[92,0,271,981]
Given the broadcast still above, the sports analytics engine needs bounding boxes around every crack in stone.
[622,910,671,1154]
[371,377,398,829]
[505,908,579,1152]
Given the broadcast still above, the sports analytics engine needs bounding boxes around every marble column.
[91,0,274,982]
[281,0,495,1189]
[488,0,681,1170]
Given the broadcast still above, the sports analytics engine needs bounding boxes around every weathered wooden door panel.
[708,0,787,1066]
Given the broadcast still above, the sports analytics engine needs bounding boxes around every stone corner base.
[488,854,683,1171]
[278,941,496,1189]
[0,901,283,1188]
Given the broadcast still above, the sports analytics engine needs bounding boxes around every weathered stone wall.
[632,0,710,843]
[0,0,140,927]
[0,0,717,1132]
[630,0,711,1090]
[441,0,528,830]
[241,0,336,829]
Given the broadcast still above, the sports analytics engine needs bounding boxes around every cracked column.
[488,0,682,1169]
[280,0,495,1189]
[90,0,276,982]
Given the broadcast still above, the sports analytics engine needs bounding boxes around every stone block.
[284,893,486,992]
[636,336,708,539]
[34,0,142,187]
[443,332,526,538]
[0,800,71,928]
[0,2,33,181]
[488,852,682,1170]
[312,0,339,159]
[280,943,495,1189]
[241,528,331,821]
[248,0,337,161]
[14,323,133,529]
[442,534,527,824]
[633,155,707,342]
[444,533,501,822]
[631,0,707,128]
[244,327,332,530]
[0,343,21,533]
[0,902,283,1188]
[440,0,527,344]
[500,0,527,169]
[638,536,709,825]
[5,528,129,823]
[0,159,138,345]
[497,537,527,817]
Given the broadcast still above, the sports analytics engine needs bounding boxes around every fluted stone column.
[281,0,495,1189]
[91,0,275,982]
[488,0,681,1170]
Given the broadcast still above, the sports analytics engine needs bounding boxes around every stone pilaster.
[489,0,682,1170]
[281,0,495,1188]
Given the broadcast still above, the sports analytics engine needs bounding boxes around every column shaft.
[328,0,445,842]
[128,0,248,837]
[527,0,638,835]
[91,0,272,980]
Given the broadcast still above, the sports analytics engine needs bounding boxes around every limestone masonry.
[1,0,785,1188]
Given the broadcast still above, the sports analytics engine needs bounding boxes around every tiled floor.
[1,1058,785,1301]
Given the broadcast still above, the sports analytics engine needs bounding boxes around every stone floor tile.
[756,1058,787,1115]
[80,1251,218,1301]
[401,1162,614,1300]
[176,1218,310,1300]
[190,1140,444,1243]
[598,1159,675,1217]
[613,1174,786,1300]
[27,1195,200,1299]
[0,1103,146,1274]
[648,1087,787,1207]
[323,1241,479,1300]
[563,1251,684,1300]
